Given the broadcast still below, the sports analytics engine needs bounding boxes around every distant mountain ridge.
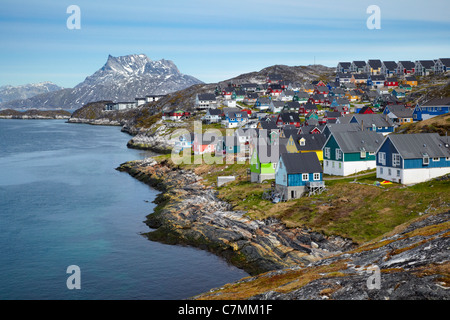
[0,82,63,104]
[0,54,203,110]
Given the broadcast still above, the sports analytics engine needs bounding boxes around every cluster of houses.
[170,58,450,201]
[104,95,165,111]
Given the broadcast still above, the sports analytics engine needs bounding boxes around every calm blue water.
[0,119,248,300]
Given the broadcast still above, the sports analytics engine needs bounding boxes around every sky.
[1,0,449,88]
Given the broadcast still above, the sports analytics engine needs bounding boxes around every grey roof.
[279,113,301,123]
[351,113,395,128]
[296,133,327,151]
[370,75,386,81]
[398,61,415,69]
[280,152,323,174]
[416,60,435,68]
[382,61,398,70]
[332,131,384,153]
[198,93,217,100]
[438,58,450,66]
[386,105,413,118]
[422,97,450,106]
[352,61,367,67]
[338,62,351,68]
[206,108,222,116]
[367,59,382,68]
[387,133,450,159]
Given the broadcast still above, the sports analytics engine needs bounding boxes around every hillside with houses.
[113,58,450,300]
[128,58,450,194]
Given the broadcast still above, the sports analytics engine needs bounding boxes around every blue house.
[413,97,450,121]
[376,133,450,184]
[275,152,324,200]
[223,111,249,128]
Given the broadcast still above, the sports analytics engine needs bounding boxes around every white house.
[376,133,450,185]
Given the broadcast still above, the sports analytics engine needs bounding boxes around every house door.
[291,190,296,199]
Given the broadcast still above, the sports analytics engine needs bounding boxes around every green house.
[250,143,279,183]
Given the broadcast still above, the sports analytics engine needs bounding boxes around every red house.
[267,84,283,96]
[299,102,318,116]
[193,133,217,155]
[358,106,375,114]
[276,112,301,128]
[384,77,399,87]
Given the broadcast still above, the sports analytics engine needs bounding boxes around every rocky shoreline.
[117,158,356,276]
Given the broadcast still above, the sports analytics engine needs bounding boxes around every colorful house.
[250,142,280,183]
[413,97,450,121]
[323,131,384,176]
[376,133,450,185]
[275,152,324,201]
[276,112,301,128]
[193,132,218,155]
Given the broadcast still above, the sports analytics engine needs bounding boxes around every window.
[313,173,320,180]
[326,161,329,167]
[302,173,309,181]
[339,163,342,169]
[379,152,386,165]
[432,157,440,162]
[423,156,429,165]
[388,168,391,176]
[360,151,366,159]
[273,163,277,170]
[446,157,450,161]
[324,147,330,158]
[369,152,375,156]
[336,149,342,160]
[380,167,383,174]
[392,154,401,167]
[397,170,400,177]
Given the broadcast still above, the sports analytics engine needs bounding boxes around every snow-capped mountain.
[0,54,203,110]
[0,82,63,104]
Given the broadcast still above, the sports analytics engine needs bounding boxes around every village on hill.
[114,58,450,202]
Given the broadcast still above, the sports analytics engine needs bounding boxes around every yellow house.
[403,76,418,87]
[284,135,326,161]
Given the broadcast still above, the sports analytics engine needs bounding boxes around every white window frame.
[432,157,440,162]
[335,149,342,160]
[423,156,429,165]
[324,147,330,158]
[302,173,309,181]
[392,153,401,167]
[313,173,320,181]
[379,152,386,165]
[360,151,366,159]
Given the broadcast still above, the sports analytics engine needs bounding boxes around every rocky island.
[0,109,71,119]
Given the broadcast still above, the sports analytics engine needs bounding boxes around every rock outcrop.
[117,159,355,276]
[194,211,450,300]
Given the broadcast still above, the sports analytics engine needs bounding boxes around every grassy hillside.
[397,112,450,136]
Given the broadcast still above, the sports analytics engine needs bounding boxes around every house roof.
[352,61,367,67]
[332,131,384,153]
[416,60,435,69]
[351,113,395,128]
[280,152,323,174]
[382,61,398,70]
[438,58,450,66]
[386,105,413,118]
[338,62,351,68]
[398,61,415,69]
[367,59,382,68]
[386,133,450,159]
[198,93,217,100]
[324,123,362,134]
[296,133,327,151]
[279,112,301,123]
[370,75,386,81]
[206,108,222,116]
[353,73,369,79]
[422,97,450,107]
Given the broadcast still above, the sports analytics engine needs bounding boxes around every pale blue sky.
[1,0,449,88]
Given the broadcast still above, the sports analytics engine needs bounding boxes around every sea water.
[0,119,248,300]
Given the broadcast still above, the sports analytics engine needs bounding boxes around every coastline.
[117,158,356,276]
